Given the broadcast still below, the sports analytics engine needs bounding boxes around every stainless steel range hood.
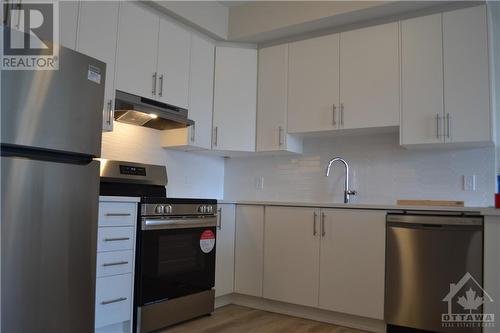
[114,90,194,130]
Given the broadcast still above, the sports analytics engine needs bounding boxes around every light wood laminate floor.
[160,305,367,333]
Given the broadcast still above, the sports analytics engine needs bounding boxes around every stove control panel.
[198,205,213,214]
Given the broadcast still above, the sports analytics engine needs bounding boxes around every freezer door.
[1,158,100,333]
[1,44,105,156]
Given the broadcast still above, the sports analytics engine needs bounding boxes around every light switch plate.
[463,175,476,191]
[255,176,264,190]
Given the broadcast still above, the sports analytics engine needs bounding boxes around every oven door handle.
[142,216,217,230]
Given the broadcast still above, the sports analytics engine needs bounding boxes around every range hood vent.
[114,90,194,130]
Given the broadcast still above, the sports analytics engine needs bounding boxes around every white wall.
[224,133,496,207]
[101,122,224,199]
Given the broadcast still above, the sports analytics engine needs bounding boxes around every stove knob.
[165,205,172,214]
[155,205,165,214]
[208,206,213,213]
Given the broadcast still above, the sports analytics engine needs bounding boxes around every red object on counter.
[495,194,500,208]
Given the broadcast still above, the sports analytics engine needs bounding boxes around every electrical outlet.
[463,175,476,192]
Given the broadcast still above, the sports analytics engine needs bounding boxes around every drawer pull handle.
[104,237,130,242]
[101,297,127,305]
[102,261,129,267]
[106,213,131,217]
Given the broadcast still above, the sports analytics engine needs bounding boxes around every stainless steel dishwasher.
[385,213,483,333]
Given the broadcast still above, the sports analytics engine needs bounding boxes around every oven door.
[138,216,217,305]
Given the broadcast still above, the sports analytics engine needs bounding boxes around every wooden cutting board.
[397,200,465,207]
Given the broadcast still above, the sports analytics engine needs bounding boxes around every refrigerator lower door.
[1,157,100,333]
[1,41,105,157]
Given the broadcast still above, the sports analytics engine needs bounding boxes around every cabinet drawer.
[97,227,134,252]
[98,202,136,227]
[96,250,133,278]
[95,274,132,328]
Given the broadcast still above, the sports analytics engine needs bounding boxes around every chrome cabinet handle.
[321,212,325,237]
[158,74,164,97]
[446,113,451,139]
[102,261,128,267]
[152,72,157,95]
[213,126,218,147]
[105,213,131,217]
[107,100,113,125]
[340,103,344,126]
[190,124,195,143]
[332,104,337,126]
[436,114,441,139]
[313,212,317,236]
[104,237,130,242]
[101,297,127,305]
[217,208,222,230]
[278,126,283,146]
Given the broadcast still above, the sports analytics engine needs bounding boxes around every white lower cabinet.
[96,198,138,333]
[318,209,386,319]
[256,205,385,320]
[234,205,264,297]
[215,204,236,297]
[263,206,320,307]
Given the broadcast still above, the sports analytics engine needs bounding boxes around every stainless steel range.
[99,160,217,333]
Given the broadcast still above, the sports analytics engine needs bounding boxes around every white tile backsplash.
[224,133,496,207]
[101,122,224,199]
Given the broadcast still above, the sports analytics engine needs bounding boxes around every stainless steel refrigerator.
[1,45,106,332]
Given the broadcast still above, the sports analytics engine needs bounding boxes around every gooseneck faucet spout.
[325,157,357,204]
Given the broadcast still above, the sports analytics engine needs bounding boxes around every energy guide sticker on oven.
[87,65,101,84]
[200,230,215,253]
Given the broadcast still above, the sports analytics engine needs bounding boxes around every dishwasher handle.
[386,213,483,226]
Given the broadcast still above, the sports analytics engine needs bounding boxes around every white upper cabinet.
[115,2,159,99]
[186,34,215,150]
[256,44,302,154]
[213,46,257,152]
[443,5,491,144]
[263,206,320,307]
[340,22,399,129]
[59,1,79,50]
[161,34,215,150]
[157,17,191,109]
[288,34,340,133]
[401,13,444,146]
[77,1,119,132]
[401,5,492,147]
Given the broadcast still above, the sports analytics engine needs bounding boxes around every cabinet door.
[213,47,257,152]
[157,17,191,109]
[319,209,385,320]
[234,205,264,297]
[288,34,340,133]
[340,22,399,129]
[59,1,79,50]
[188,34,215,150]
[401,14,444,146]
[215,204,236,297]
[77,1,119,132]
[443,5,491,144]
[115,2,159,99]
[263,206,320,307]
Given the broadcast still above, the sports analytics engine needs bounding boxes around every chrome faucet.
[325,157,357,204]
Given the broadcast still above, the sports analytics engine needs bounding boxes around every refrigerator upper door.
[1,157,100,333]
[1,44,105,157]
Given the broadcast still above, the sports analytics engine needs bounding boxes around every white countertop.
[99,195,141,203]
[219,200,500,216]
